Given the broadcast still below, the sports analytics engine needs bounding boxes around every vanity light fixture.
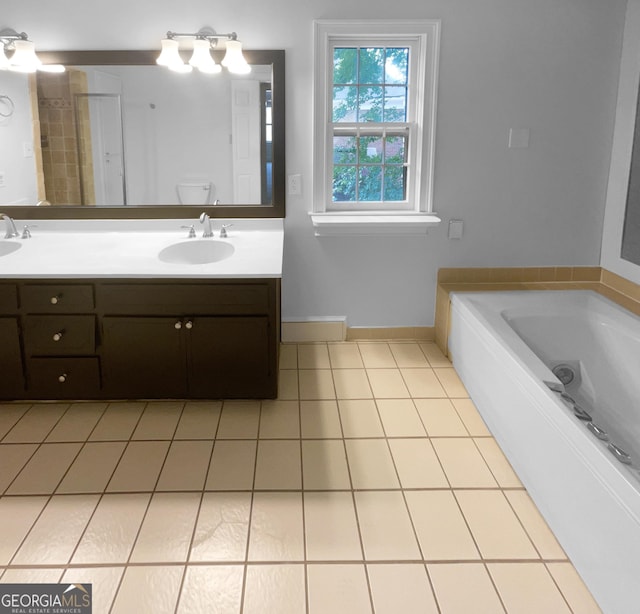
[0,28,65,73]
[157,27,251,75]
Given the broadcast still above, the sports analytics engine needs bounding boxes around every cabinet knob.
[58,373,67,383]
[52,331,64,342]
[185,320,193,330]
[174,321,182,330]
[50,295,60,305]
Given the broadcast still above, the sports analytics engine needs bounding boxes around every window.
[312,20,441,235]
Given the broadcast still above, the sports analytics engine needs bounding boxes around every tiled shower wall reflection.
[36,69,95,205]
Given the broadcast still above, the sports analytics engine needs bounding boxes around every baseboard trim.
[281,319,347,342]
[347,326,435,341]
[281,319,435,342]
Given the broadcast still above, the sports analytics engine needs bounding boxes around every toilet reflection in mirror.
[177,182,212,205]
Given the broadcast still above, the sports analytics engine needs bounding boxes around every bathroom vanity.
[0,219,283,400]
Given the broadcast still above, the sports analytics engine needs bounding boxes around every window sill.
[309,212,441,236]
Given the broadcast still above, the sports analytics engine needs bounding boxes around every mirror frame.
[7,49,285,219]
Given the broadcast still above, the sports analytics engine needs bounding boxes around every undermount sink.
[0,241,21,257]
[158,240,235,265]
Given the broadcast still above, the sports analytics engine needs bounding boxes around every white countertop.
[0,218,284,279]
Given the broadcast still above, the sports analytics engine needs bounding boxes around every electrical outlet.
[287,174,302,196]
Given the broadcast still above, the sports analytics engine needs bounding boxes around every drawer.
[97,283,271,315]
[21,284,94,313]
[23,315,96,356]
[27,357,101,398]
[0,284,18,314]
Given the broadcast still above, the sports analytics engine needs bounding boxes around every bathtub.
[448,290,640,614]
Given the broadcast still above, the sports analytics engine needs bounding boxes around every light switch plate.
[509,128,530,149]
[288,174,302,196]
[448,219,464,240]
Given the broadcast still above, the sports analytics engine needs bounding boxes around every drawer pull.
[58,373,67,383]
[52,331,64,342]
[185,320,193,330]
[174,321,182,330]
[50,295,61,305]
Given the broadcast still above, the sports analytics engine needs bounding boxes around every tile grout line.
[3,403,85,570]
[330,361,374,612]
[2,402,73,496]
[294,351,312,614]
[363,350,444,614]
[172,400,223,614]
[108,400,184,614]
[59,400,150,596]
[238,398,265,614]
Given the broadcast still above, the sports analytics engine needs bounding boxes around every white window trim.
[311,19,441,236]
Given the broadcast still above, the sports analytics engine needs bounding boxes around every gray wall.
[4,0,627,325]
[602,0,640,285]
[0,73,38,205]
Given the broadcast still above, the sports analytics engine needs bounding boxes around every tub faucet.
[199,212,213,238]
[0,214,19,239]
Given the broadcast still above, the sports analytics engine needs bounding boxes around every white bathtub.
[448,290,640,614]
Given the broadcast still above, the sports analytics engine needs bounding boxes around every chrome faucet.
[199,212,213,238]
[0,214,19,239]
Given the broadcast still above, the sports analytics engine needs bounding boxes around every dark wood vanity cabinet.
[0,284,25,397]
[0,278,279,401]
[19,283,101,399]
[101,315,271,399]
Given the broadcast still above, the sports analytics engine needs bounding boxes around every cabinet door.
[188,316,272,398]
[102,317,187,398]
[0,318,25,398]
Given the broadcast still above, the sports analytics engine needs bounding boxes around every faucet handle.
[220,224,233,238]
[180,225,196,238]
[21,224,37,239]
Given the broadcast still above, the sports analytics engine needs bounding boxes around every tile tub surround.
[435,266,640,354]
[0,341,601,613]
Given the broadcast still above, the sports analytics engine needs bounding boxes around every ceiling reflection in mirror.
[0,49,285,218]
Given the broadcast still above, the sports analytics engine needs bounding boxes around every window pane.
[333,136,357,164]
[358,166,382,201]
[383,86,407,122]
[333,166,357,201]
[333,85,358,122]
[384,166,407,201]
[385,48,409,85]
[359,86,383,122]
[358,136,382,163]
[384,136,406,164]
[333,47,358,84]
[358,47,384,84]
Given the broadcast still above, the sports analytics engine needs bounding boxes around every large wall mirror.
[0,49,284,218]
[622,77,640,265]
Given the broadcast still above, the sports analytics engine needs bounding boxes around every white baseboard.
[281,318,347,342]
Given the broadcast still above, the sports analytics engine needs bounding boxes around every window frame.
[313,19,441,226]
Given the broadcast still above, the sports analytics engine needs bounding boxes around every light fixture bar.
[157,27,250,75]
[165,30,238,42]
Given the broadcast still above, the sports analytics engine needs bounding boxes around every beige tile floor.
[0,341,602,613]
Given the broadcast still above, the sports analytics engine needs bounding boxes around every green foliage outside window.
[332,47,409,203]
